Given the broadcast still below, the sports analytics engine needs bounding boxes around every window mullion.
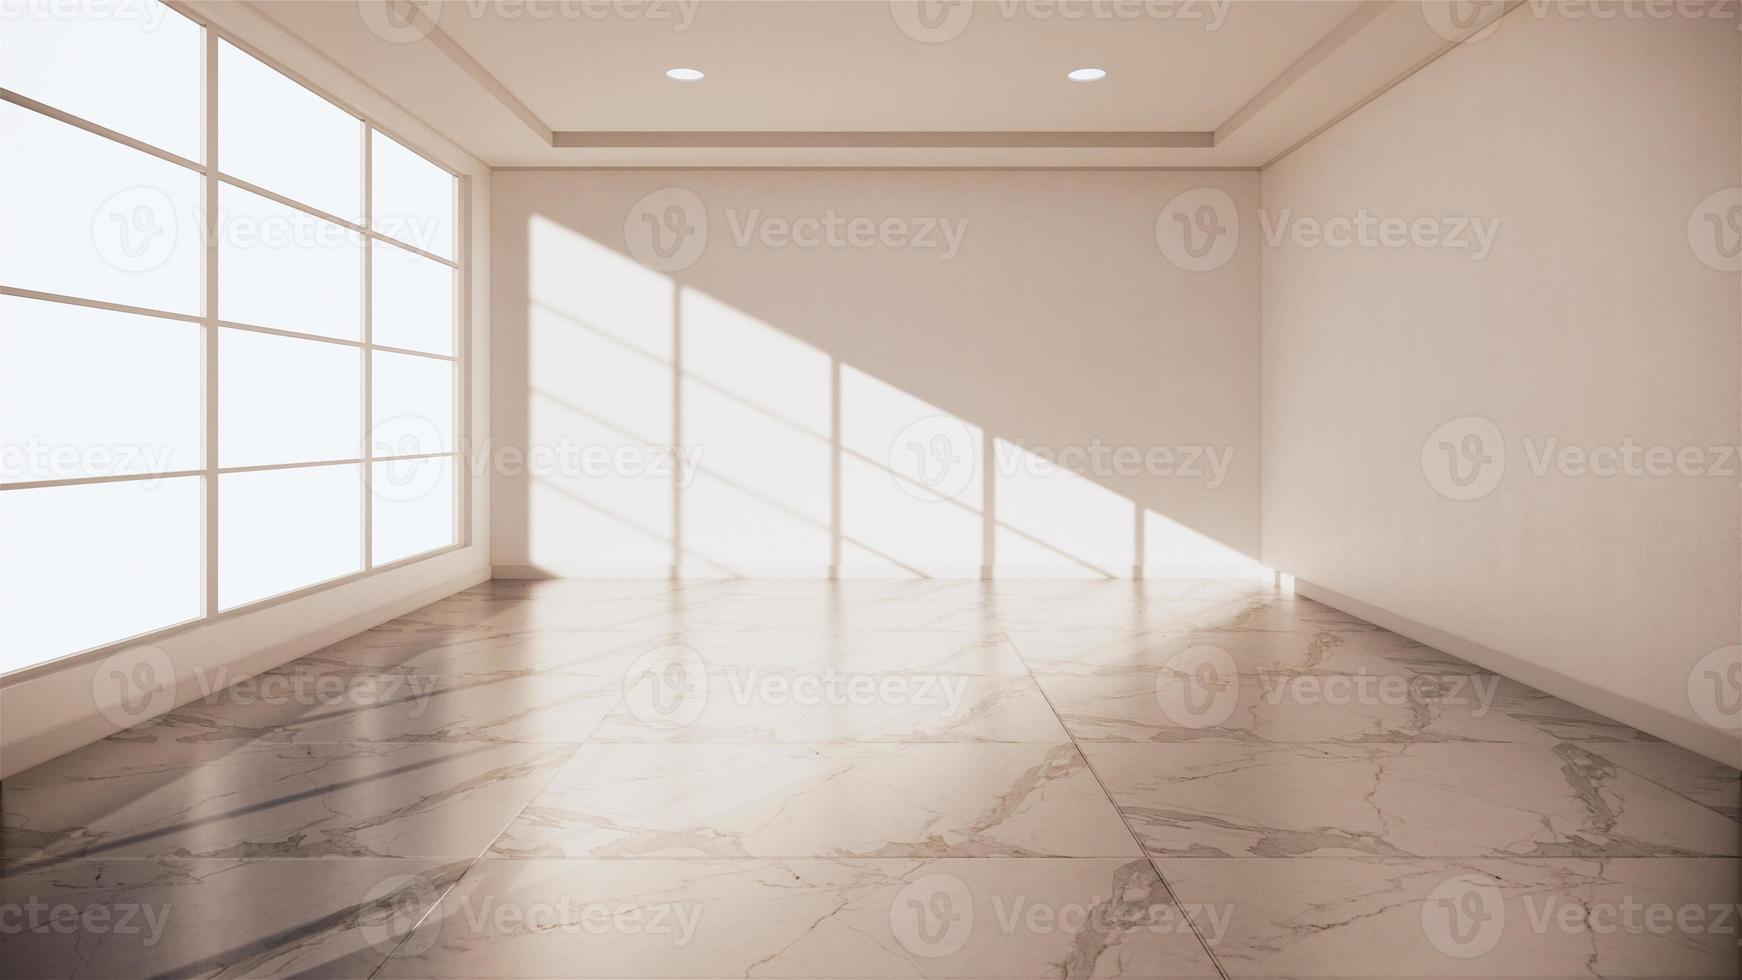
[362,123,374,572]
[201,26,220,620]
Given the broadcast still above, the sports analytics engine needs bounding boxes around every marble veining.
[1,577,1734,979]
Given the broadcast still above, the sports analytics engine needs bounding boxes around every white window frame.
[0,7,471,683]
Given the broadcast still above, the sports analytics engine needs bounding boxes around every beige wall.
[1261,8,1741,762]
[490,170,1263,578]
[0,1,494,780]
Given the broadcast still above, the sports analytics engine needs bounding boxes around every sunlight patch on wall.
[680,289,831,571]
[839,367,983,577]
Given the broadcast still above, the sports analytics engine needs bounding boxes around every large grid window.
[0,0,464,673]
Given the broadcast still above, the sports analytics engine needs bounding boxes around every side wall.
[490,170,1263,579]
[1261,7,1741,762]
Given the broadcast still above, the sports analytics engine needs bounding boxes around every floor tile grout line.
[1000,611,1235,980]
[366,739,586,979]
[1575,744,1742,825]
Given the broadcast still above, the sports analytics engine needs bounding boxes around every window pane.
[219,463,360,609]
[218,40,360,223]
[372,239,454,356]
[0,0,202,161]
[217,182,361,339]
[1,296,200,483]
[0,102,201,315]
[371,456,454,565]
[371,129,454,260]
[219,328,360,468]
[371,352,453,457]
[1,476,201,669]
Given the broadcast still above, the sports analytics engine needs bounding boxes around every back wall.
[489,169,1262,578]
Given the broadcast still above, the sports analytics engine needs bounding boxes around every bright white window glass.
[372,352,453,458]
[217,182,361,339]
[0,476,201,669]
[371,239,454,356]
[219,463,360,609]
[1,296,200,483]
[371,456,454,565]
[371,129,454,260]
[0,0,203,162]
[0,102,201,315]
[219,328,360,468]
[218,40,360,224]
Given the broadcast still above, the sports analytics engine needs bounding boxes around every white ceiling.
[435,0,1361,132]
[236,0,1515,168]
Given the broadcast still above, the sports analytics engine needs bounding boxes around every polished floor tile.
[1588,740,1742,820]
[2,578,1735,980]
[590,670,1070,742]
[1085,741,1740,858]
[1037,669,1555,744]
[489,742,1139,858]
[3,741,573,867]
[374,857,1222,978]
[122,671,624,744]
[0,857,468,979]
[1157,856,1742,978]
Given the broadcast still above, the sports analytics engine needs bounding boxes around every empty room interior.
[2,0,1740,977]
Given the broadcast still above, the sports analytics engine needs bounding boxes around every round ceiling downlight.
[1067,68,1107,82]
[666,68,704,81]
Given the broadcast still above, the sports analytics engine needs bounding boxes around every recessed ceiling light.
[1067,67,1107,82]
[666,67,704,81]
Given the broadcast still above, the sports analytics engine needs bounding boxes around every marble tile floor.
[1,578,1736,979]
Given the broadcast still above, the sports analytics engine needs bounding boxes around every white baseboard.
[1294,578,1741,768]
[490,563,1271,580]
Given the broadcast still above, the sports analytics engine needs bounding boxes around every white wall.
[1261,7,1741,763]
[490,170,1263,578]
[0,1,493,780]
